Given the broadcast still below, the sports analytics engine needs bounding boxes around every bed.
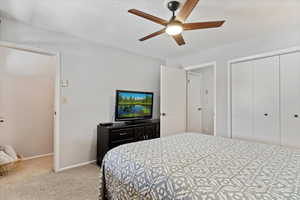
[99,133,300,200]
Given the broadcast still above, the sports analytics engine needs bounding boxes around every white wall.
[0,46,55,158]
[167,29,300,137]
[0,18,163,169]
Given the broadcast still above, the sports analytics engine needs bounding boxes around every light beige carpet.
[0,164,100,200]
[0,155,53,185]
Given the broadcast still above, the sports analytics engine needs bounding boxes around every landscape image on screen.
[117,92,152,118]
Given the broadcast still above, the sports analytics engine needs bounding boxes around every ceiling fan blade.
[172,34,186,46]
[176,0,199,22]
[183,21,225,30]
[129,9,168,26]
[139,29,166,41]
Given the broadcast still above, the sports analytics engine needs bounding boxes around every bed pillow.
[3,145,18,160]
[0,151,14,165]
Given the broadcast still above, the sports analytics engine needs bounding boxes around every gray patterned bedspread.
[99,133,300,200]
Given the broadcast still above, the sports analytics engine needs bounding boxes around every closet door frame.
[228,46,300,138]
[185,62,217,136]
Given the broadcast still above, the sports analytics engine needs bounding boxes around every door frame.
[184,62,217,136]
[227,46,300,139]
[0,40,61,172]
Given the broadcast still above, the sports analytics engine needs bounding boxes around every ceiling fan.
[128,0,225,46]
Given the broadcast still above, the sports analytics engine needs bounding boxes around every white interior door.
[280,52,300,148]
[200,67,214,135]
[253,56,280,145]
[187,73,202,132]
[231,61,253,140]
[160,65,186,137]
[231,57,280,145]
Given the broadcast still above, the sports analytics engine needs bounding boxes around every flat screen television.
[115,90,154,121]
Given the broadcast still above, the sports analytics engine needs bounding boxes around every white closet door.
[253,56,280,145]
[280,52,300,148]
[231,61,253,140]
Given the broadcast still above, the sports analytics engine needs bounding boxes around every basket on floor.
[0,154,22,176]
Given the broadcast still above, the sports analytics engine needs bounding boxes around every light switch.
[61,80,69,88]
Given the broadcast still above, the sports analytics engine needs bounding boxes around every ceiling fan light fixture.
[166,21,183,36]
[129,0,225,46]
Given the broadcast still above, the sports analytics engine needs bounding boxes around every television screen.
[115,90,153,121]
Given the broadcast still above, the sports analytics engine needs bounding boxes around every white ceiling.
[0,0,299,59]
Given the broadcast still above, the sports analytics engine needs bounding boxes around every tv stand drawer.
[110,128,134,142]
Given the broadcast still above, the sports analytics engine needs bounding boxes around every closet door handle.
[294,114,299,118]
[264,113,268,117]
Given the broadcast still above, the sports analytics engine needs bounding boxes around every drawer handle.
[295,114,299,118]
[119,132,127,136]
[264,113,268,117]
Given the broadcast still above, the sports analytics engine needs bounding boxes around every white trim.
[230,46,300,64]
[56,160,97,172]
[227,46,300,139]
[187,71,201,76]
[0,41,57,56]
[0,41,61,172]
[227,61,232,138]
[54,53,61,173]
[184,62,217,136]
[23,153,53,161]
[184,62,217,71]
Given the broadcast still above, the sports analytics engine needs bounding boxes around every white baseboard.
[56,160,96,172]
[23,153,53,161]
[23,153,96,172]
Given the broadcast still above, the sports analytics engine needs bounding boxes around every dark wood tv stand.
[97,119,160,166]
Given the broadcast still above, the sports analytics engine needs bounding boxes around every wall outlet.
[0,117,5,127]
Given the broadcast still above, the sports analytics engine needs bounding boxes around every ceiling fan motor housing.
[167,1,181,12]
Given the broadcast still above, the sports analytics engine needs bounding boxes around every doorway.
[0,41,60,178]
[185,62,216,135]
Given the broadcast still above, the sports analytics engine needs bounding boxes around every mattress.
[99,133,300,200]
